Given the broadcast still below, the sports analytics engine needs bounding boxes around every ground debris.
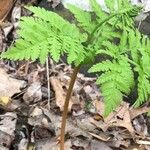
[0,68,26,98]
[1,1,150,149]
[0,112,17,149]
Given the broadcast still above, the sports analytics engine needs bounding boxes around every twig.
[60,65,80,150]
[136,140,150,145]
[46,57,51,110]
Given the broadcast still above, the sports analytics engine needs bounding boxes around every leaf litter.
[0,0,150,150]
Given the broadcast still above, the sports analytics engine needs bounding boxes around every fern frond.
[102,81,123,116]
[89,0,108,18]
[89,56,134,115]
[134,70,150,107]
[96,49,117,58]
[119,29,128,52]
[1,6,86,65]
[67,4,95,33]
[105,0,117,13]
[102,41,119,57]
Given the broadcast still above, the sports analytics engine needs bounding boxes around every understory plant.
[1,0,150,150]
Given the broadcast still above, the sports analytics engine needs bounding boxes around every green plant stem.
[60,65,81,150]
[84,13,117,45]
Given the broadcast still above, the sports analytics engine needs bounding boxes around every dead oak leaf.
[91,102,134,134]
[0,68,26,98]
[50,77,74,111]
[104,102,134,134]
[130,106,150,120]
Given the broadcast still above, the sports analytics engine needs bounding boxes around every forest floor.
[0,0,150,150]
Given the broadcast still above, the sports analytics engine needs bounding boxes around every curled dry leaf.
[23,81,42,104]
[28,107,51,128]
[108,130,131,148]
[50,77,74,111]
[0,68,26,98]
[104,102,134,134]
[130,106,150,120]
[91,102,134,134]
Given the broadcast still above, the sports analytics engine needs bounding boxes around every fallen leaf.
[0,96,10,106]
[132,115,148,136]
[91,102,135,134]
[0,112,17,149]
[23,81,42,104]
[107,130,131,148]
[104,102,134,134]
[50,77,73,111]
[93,99,105,115]
[0,0,16,22]
[130,106,150,120]
[0,112,17,136]
[0,68,26,97]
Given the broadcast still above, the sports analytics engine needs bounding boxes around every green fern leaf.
[1,6,86,65]
[67,4,95,33]
[102,81,123,116]
[134,71,150,107]
[89,0,108,18]
[105,0,116,12]
[89,56,134,115]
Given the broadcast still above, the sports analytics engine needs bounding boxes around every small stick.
[60,65,80,150]
[46,57,51,110]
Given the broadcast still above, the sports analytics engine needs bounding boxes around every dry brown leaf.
[130,106,150,120]
[23,81,42,104]
[91,102,134,134]
[0,0,16,22]
[0,68,26,97]
[104,102,134,134]
[93,99,105,115]
[50,77,73,111]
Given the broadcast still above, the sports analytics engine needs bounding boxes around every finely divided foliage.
[2,7,86,65]
[1,0,150,116]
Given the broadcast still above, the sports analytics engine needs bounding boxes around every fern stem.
[125,57,139,67]
[84,13,117,45]
[60,65,81,150]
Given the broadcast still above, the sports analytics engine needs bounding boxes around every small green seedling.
[1,0,149,150]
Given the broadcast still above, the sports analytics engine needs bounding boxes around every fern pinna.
[1,0,148,116]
